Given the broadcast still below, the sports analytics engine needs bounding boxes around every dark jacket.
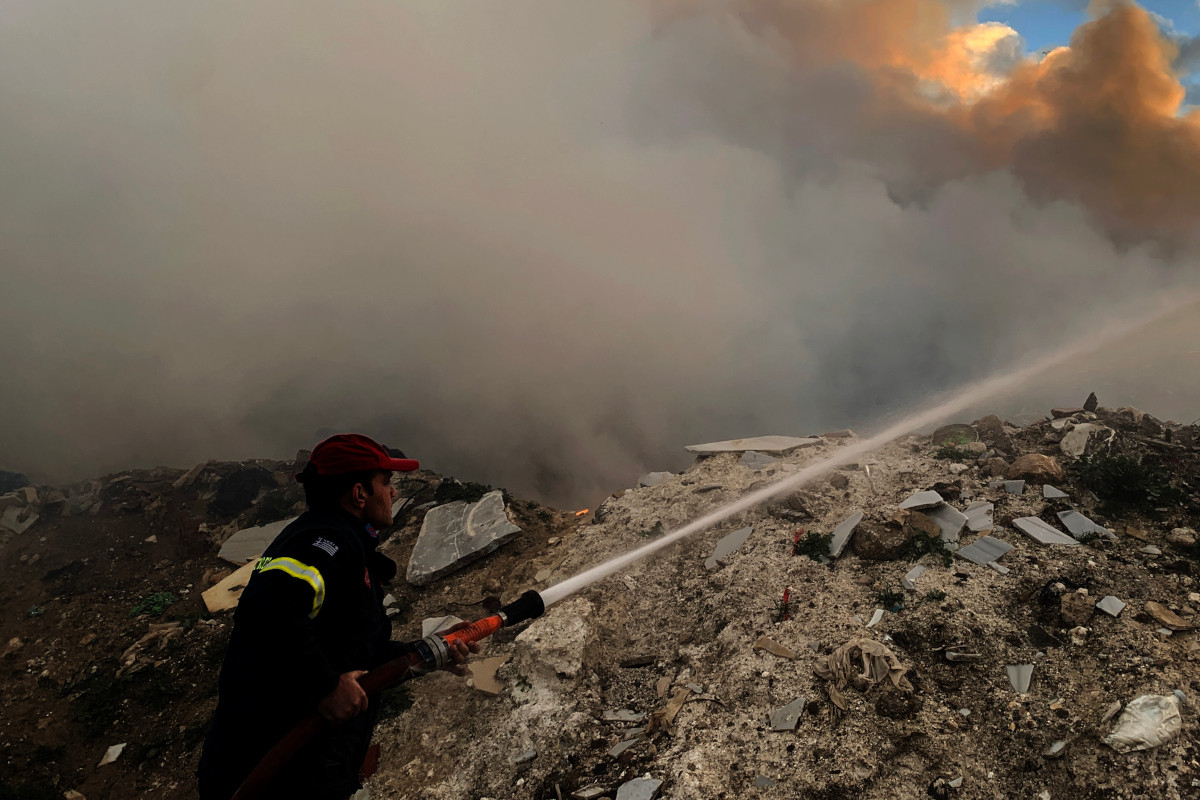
[197,507,408,800]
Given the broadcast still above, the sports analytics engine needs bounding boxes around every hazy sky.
[2,0,1198,506]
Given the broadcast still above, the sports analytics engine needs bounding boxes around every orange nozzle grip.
[441,614,502,648]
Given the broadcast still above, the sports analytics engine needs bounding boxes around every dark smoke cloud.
[1,0,1198,507]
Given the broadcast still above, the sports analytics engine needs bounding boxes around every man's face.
[362,471,397,529]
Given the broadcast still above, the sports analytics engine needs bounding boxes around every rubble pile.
[0,399,1197,800]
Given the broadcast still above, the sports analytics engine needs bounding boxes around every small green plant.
[1074,530,1100,546]
[1075,454,1183,516]
[910,533,953,567]
[128,591,178,617]
[792,530,832,561]
[875,586,905,610]
[638,521,664,539]
[922,589,947,603]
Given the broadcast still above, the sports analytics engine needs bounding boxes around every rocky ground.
[1,401,1198,800]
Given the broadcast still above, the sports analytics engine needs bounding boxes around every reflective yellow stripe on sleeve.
[255,556,326,618]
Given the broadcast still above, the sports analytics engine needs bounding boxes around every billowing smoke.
[1,0,1198,506]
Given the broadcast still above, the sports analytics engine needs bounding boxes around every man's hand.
[440,622,482,677]
[317,670,368,723]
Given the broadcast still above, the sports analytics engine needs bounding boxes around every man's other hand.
[440,622,482,676]
[317,670,368,723]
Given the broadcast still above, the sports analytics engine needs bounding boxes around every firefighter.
[197,434,478,800]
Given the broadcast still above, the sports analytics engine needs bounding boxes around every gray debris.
[1140,545,1162,556]
[964,501,994,532]
[603,709,646,724]
[955,535,1014,566]
[1096,596,1126,617]
[1007,664,1034,694]
[739,451,779,470]
[693,484,723,494]
[926,503,969,543]
[608,738,640,758]
[1004,480,1026,495]
[902,564,928,591]
[768,697,805,731]
[687,683,704,694]
[218,517,296,564]
[866,609,885,628]
[0,506,38,535]
[638,472,673,488]
[988,561,1010,575]
[705,526,753,570]
[685,436,821,454]
[899,491,943,510]
[754,776,777,788]
[572,787,608,800]
[949,777,964,788]
[1013,517,1079,546]
[828,510,864,558]
[406,490,521,586]
[987,480,1004,489]
[1057,510,1114,540]
[512,749,537,765]
[1060,423,1102,458]
[1045,741,1066,758]
[615,778,663,800]
[1043,485,1069,499]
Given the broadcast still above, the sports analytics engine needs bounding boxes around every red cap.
[298,434,419,480]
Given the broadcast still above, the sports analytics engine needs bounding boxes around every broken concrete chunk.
[218,517,296,565]
[685,436,820,454]
[964,501,994,532]
[828,510,864,558]
[1096,596,1126,617]
[1013,517,1079,546]
[754,636,797,660]
[603,709,646,724]
[1043,485,1069,499]
[899,491,943,510]
[1057,510,1114,540]
[926,503,968,543]
[1007,664,1034,693]
[739,451,779,470]
[0,506,38,535]
[768,697,805,731]
[1004,480,1025,495]
[407,490,520,586]
[705,526,753,570]
[902,565,928,591]
[638,472,673,488]
[955,535,1013,566]
[615,778,663,800]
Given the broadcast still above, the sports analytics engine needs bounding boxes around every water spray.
[231,590,545,800]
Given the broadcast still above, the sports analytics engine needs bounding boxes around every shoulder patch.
[312,537,339,557]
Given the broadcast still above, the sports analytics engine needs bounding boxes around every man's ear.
[352,481,369,508]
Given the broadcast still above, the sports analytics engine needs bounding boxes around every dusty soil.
[1,404,1198,800]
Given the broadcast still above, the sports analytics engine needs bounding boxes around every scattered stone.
[850,519,909,561]
[948,463,968,475]
[638,472,673,488]
[1060,593,1095,627]
[902,565,928,591]
[512,749,537,765]
[615,777,662,800]
[768,697,805,731]
[1043,485,1068,499]
[686,436,820,455]
[984,458,1010,477]
[1013,517,1079,546]
[1096,596,1126,617]
[1007,664,1034,694]
[988,561,1010,575]
[407,490,520,586]
[1044,741,1067,758]
[608,738,640,758]
[1060,424,1099,458]
[1145,602,1194,631]
[828,473,850,490]
[1006,454,1065,483]
[1083,392,1099,412]
[1004,480,1025,495]
[948,777,964,788]
[98,743,126,767]
[828,510,864,558]
[572,787,608,800]
[964,501,993,532]
[210,466,276,516]
[705,526,753,570]
[925,503,968,544]
[1057,510,1113,540]
[754,776,777,788]
[899,491,943,511]
[692,484,723,494]
[1166,528,1196,546]
[739,451,779,470]
[603,709,646,724]
[1051,407,1085,419]
[534,569,553,582]
[754,636,797,660]
[1140,545,1162,556]
[964,441,987,455]
[218,517,296,565]
[955,536,1013,566]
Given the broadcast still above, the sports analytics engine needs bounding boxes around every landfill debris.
[827,510,864,558]
[705,526,753,570]
[944,650,981,662]
[1096,596,1126,617]
[948,777,964,788]
[1104,694,1183,753]
[899,491,943,511]
[739,451,779,470]
[1006,453,1065,482]
[955,535,1013,566]
[1043,485,1068,499]
[1013,517,1079,546]
[118,622,183,677]
[572,787,607,800]
[902,564,927,591]
[608,738,640,757]
[407,490,520,585]
[638,472,673,488]
[754,775,777,788]
[218,517,296,564]
[422,615,465,637]
[1140,545,1162,556]
[1044,740,1067,758]
[866,609,884,628]
[685,436,820,454]
[98,743,126,767]
[1145,602,1194,631]
[815,638,912,711]
[201,559,259,614]
[1006,664,1034,694]
[615,777,663,800]
[926,503,968,544]
[988,561,1010,574]
[1056,510,1113,540]
[767,697,805,731]
[1004,480,1025,495]
[754,636,797,660]
[964,501,994,532]
[512,749,537,765]
[0,506,38,535]
[603,709,646,724]
[1101,701,1123,722]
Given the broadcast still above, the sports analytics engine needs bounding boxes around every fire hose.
[230,589,545,800]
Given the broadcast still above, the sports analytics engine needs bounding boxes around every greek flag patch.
[312,537,339,557]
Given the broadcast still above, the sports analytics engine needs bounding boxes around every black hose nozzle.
[497,590,544,627]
